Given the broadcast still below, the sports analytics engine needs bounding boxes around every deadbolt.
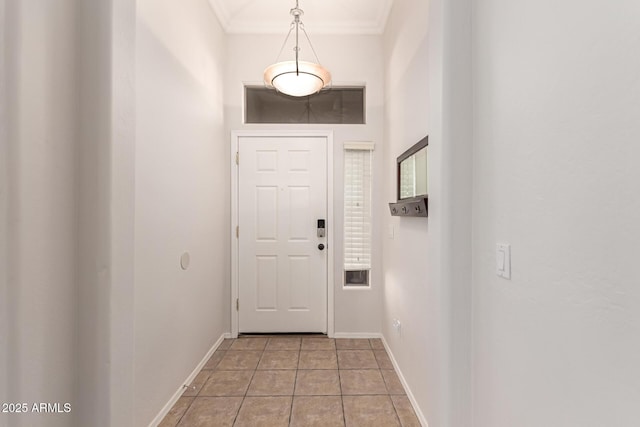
[318,244,325,251]
[317,219,326,238]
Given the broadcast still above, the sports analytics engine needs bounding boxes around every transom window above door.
[244,86,365,124]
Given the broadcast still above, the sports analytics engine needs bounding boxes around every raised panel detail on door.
[288,150,309,171]
[256,256,277,310]
[238,136,327,333]
[288,187,311,241]
[256,150,278,172]
[288,256,310,310]
[255,187,278,241]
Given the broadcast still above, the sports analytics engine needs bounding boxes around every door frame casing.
[231,130,334,338]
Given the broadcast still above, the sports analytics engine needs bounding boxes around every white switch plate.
[496,243,511,279]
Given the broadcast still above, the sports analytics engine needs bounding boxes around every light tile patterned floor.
[159,336,421,427]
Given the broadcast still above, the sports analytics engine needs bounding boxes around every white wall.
[76,0,138,425]
[382,0,431,420]
[430,0,474,425]
[2,1,138,425]
[471,0,640,425]
[2,1,78,426]
[386,0,640,426]
[382,0,473,425]
[381,0,435,424]
[76,0,113,422]
[135,1,228,425]
[2,1,228,424]
[225,34,385,335]
[108,0,138,424]
[0,2,8,425]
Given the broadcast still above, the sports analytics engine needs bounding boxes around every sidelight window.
[343,142,374,287]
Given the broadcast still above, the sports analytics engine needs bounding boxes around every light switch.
[496,243,511,279]
[497,250,505,270]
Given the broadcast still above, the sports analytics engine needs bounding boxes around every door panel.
[238,136,327,333]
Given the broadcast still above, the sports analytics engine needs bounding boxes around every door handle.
[318,244,325,251]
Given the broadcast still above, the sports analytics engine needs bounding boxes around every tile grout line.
[389,395,405,427]
[336,341,347,427]
[287,337,301,427]
[379,362,404,427]
[175,338,231,427]
[288,369,297,426]
[164,336,415,426]
[172,396,193,427]
[231,341,263,427]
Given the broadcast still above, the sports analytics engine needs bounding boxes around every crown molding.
[207,0,232,33]
[376,0,394,34]
[207,0,394,35]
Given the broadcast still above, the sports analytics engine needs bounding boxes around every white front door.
[238,136,328,333]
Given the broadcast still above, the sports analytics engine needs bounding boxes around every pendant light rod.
[274,23,295,63]
[300,23,322,65]
[295,8,300,75]
[263,0,331,97]
[272,1,322,66]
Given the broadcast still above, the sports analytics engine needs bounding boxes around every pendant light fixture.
[263,0,331,97]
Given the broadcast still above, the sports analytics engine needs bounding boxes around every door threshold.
[238,332,327,338]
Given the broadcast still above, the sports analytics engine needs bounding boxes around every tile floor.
[159,336,421,427]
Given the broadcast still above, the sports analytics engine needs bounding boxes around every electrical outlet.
[392,318,402,334]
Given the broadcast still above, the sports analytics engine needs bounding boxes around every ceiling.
[207,0,394,34]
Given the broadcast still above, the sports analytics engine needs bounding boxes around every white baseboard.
[332,332,383,339]
[148,333,227,427]
[380,335,429,427]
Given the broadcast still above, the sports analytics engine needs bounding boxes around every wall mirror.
[389,136,428,217]
[398,137,428,200]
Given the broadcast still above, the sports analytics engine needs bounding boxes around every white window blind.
[344,144,373,280]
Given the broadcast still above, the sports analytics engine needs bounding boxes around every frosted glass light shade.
[264,60,331,97]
